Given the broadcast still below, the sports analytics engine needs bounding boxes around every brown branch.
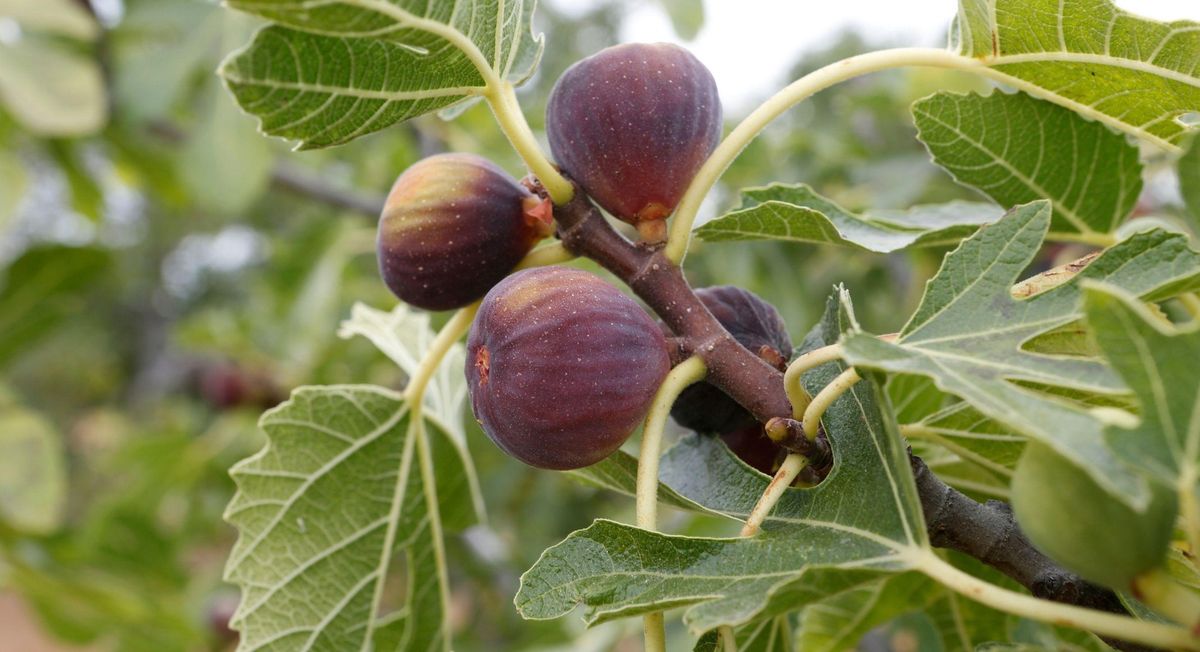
[545,185,1158,651]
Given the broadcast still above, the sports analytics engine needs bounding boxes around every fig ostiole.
[1011,442,1177,591]
[546,42,722,243]
[669,285,792,434]
[466,266,670,470]
[377,153,553,311]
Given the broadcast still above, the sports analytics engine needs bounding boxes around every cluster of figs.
[376,42,787,472]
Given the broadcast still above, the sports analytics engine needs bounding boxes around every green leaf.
[0,407,66,534]
[694,617,793,652]
[953,0,1200,150]
[794,573,938,652]
[564,449,712,515]
[1181,136,1200,227]
[657,0,705,41]
[1083,283,1200,494]
[517,290,930,633]
[220,0,544,148]
[841,201,1200,509]
[902,401,1023,478]
[337,302,484,530]
[2,0,100,40]
[180,80,274,216]
[695,184,1001,252]
[0,246,111,368]
[0,149,28,229]
[913,91,1142,236]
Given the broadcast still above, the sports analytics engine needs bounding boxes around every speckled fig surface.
[466,266,670,470]
[670,285,792,434]
[377,153,550,311]
[546,42,721,237]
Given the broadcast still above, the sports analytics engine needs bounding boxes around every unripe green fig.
[1011,442,1177,590]
[466,266,670,470]
[377,153,552,311]
[670,286,792,434]
[546,42,722,242]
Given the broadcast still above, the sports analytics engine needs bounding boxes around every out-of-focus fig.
[466,266,670,470]
[377,153,552,311]
[670,286,792,433]
[546,42,722,241]
[1012,442,1176,590]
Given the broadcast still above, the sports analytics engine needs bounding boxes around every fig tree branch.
[546,185,1158,651]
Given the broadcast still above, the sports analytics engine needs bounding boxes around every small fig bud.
[466,266,670,470]
[377,153,552,311]
[546,43,722,240]
[1012,442,1177,590]
[670,286,792,433]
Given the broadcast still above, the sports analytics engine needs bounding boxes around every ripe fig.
[670,286,792,433]
[466,266,670,470]
[721,425,783,476]
[546,42,722,241]
[377,153,552,311]
[1012,442,1177,590]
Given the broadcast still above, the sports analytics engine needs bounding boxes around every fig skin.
[721,425,783,476]
[377,153,551,311]
[466,266,670,470]
[546,42,722,240]
[1012,442,1177,590]
[670,286,792,434]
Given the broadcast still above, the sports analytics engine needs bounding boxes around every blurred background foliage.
[0,0,1192,651]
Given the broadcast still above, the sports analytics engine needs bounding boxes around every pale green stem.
[636,356,707,652]
[739,454,810,536]
[637,356,707,530]
[1045,231,1119,248]
[664,47,980,263]
[802,368,861,440]
[1179,293,1200,321]
[783,343,844,419]
[514,242,575,270]
[413,416,453,646]
[403,303,479,403]
[913,551,1200,650]
[485,82,574,205]
[1133,567,1200,629]
[1181,467,1200,561]
[719,624,739,651]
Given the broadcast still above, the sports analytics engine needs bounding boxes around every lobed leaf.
[841,200,1200,510]
[0,406,66,535]
[518,290,931,633]
[1083,283,1200,493]
[913,91,1142,236]
[695,184,1002,252]
[954,0,1200,150]
[220,0,544,148]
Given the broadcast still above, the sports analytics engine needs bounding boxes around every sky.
[547,0,1200,114]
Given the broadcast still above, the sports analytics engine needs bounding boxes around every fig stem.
[665,47,978,264]
[914,550,1200,651]
[801,368,862,440]
[719,624,739,651]
[782,343,844,418]
[403,302,480,403]
[1182,467,1200,562]
[739,454,810,537]
[513,242,575,270]
[1133,567,1200,631]
[636,355,707,652]
[486,82,575,205]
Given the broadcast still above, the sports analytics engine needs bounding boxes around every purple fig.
[721,425,784,476]
[377,153,552,311]
[670,286,792,433]
[466,266,670,470]
[546,43,722,242]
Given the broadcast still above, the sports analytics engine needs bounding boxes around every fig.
[721,425,783,476]
[1011,442,1177,590]
[466,266,670,470]
[670,286,792,433]
[546,42,722,241]
[377,153,552,311]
